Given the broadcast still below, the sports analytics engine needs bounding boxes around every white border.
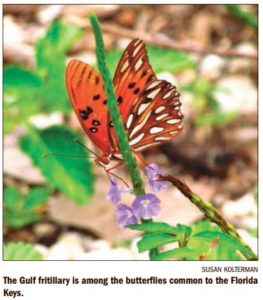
[1,1,261,299]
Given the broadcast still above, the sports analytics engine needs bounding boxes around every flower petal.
[116,204,138,227]
[145,163,167,192]
[132,193,161,219]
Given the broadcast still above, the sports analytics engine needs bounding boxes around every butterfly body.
[66,39,183,165]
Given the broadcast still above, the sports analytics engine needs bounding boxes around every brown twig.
[65,15,257,60]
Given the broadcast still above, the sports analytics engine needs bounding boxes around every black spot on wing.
[128,82,136,89]
[134,88,140,94]
[93,94,100,100]
[79,106,93,120]
[117,96,123,105]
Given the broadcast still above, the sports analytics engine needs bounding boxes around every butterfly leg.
[133,152,149,169]
[100,161,129,188]
[106,160,124,172]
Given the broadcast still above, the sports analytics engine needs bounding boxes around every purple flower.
[106,177,130,205]
[116,204,138,227]
[145,163,167,192]
[132,193,161,220]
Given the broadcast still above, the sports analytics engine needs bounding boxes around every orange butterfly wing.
[65,59,112,155]
[126,80,183,152]
[109,39,157,149]
[112,39,183,152]
[66,39,183,159]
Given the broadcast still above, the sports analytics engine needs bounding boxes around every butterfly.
[65,38,183,167]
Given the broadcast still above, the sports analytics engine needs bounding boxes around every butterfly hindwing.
[125,80,183,152]
[65,59,112,155]
[112,39,183,152]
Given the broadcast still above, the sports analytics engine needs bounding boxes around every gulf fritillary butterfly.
[65,39,183,166]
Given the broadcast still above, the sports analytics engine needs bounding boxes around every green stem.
[89,15,158,259]
[161,175,257,260]
[89,14,145,196]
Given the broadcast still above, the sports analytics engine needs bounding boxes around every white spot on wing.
[121,59,129,73]
[154,106,165,114]
[134,142,160,152]
[156,113,169,121]
[164,90,173,99]
[133,43,143,57]
[149,126,164,134]
[129,133,145,146]
[167,119,180,124]
[129,111,151,138]
[147,81,159,90]
[170,130,179,135]
[126,114,134,129]
[155,136,170,141]
[134,39,141,46]
[134,57,143,71]
[138,102,151,115]
[148,88,161,99]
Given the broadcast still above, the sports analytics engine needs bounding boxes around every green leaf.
[182,78,218,110]
[187,229,245,260]
[4,186,50,228]
[175,224,193,240]
[128,222,178,234]
[147,46,197,73]
[152,247,200,260]
[3,65,45,134]
[38,52,70,113]
[137,233,178,253]
[105,49,122,77]
[192,231,248,253]
[35,21,83,113]
[23,187,50,209]
[4,242,43,260]
[19,125,95,205]
[105,46,196,76]
[4,186,21,209]
[4,65,43,90]
[3,21,84,134]
[36,21,83,70]
[188,220,242,260]
[4,210,41,229]
[192,219,219,233]
[195,111,237,126]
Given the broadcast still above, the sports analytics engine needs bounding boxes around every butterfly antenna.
[42,153,97,160]
[74,138,99,158]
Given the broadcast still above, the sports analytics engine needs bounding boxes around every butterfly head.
[96,154,111,166]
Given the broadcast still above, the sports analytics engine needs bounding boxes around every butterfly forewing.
[65,59,112,155]
[109,39,157,149]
